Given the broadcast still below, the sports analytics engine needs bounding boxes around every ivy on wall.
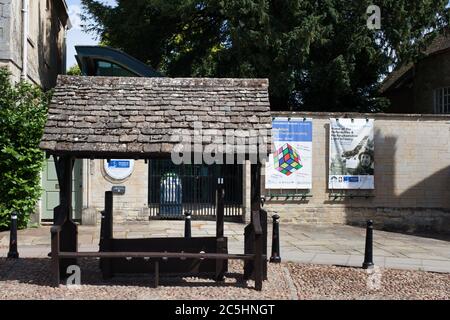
[0,67,50,229]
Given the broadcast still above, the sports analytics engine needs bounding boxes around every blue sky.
[66,0,117,68]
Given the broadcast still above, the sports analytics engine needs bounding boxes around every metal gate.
[148,160,243,219]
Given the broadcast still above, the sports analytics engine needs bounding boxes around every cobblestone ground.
[0,258,448,300]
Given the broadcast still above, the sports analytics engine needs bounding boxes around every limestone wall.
[82,159,150,224]
[0,0,67,88]
[80,112,450,234]
[264,112,450,234]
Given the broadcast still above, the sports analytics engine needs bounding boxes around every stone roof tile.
[40,76,272,158]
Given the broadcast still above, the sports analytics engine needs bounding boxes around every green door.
[41,158,82,221]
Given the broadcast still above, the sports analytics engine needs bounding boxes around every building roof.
[39,76,272,159]
[75,46,162,77]
[56,0,71,29]
[381,31,450,93]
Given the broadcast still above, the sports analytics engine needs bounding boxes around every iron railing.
[148,160,243,219]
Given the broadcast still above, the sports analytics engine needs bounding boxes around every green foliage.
[0,67,50,229]
[81,0,449,112]
[67,64,82,76]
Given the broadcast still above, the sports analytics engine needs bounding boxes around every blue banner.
[108,160,131,168]
[272,119,312,142]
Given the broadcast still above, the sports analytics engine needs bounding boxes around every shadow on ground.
[0,258,251,289]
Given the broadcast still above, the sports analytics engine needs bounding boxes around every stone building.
[381,31,450,114]
[0,0,70,89]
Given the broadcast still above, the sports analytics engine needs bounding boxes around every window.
[95,60,137,77]
[434,87,450,114]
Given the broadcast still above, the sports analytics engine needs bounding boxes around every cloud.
[68,4,82,30]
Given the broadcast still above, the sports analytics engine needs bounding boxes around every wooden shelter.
[39,75,272,290]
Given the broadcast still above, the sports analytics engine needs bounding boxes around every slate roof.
[39,76,272,158]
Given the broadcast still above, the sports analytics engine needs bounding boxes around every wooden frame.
[50,158,267,290]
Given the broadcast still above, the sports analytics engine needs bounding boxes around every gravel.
[287,263,450,300]
[0,258,448,300]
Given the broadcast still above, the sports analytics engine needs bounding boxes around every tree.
[67,64,82,76]
[0,67,50,229]
[81,0,449,112]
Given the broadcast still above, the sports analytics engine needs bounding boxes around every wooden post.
[51,226,61,287]
[53,155,78,276]
[252,210,263,291]
[216,179,224,238]
[250,163,262,214]
[215,178,226,281]
[249,162,266,288]
[100,191,113,279]
[154,260,159,288]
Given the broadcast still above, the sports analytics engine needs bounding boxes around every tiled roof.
[40,76,272,158]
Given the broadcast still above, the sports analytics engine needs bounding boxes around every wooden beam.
[154,260,159,288]
[215,176,227,281]
[100,191,113,241]
[100,191,113,279]
[57,251,260,260]
[250,162,262,214]
[51,226,61,287]
[53,155,78,277]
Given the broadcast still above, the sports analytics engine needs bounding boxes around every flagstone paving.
[0,221,449,273]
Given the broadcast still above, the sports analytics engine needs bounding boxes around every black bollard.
[184,211,192,238]
[362,220,374,269]
[270,214,281,263]
[7,212,19,259]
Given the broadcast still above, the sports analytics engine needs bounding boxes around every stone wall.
[82,159,150,225]
[0,0,67,88]
[263,112,450,234]
[0,0,11,61]
[78,111,450,234]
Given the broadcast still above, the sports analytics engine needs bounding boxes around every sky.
[66,0,117,68]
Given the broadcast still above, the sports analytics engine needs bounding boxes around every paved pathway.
[1,222,449,273]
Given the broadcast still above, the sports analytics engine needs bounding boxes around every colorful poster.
[265,118,313,189]
[328,118,374,189]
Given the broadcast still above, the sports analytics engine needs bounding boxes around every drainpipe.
[63,26,68,74]
[21,0,28,80]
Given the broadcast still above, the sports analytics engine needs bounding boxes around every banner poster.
[265,117,313,189]
[328,118,374,189]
